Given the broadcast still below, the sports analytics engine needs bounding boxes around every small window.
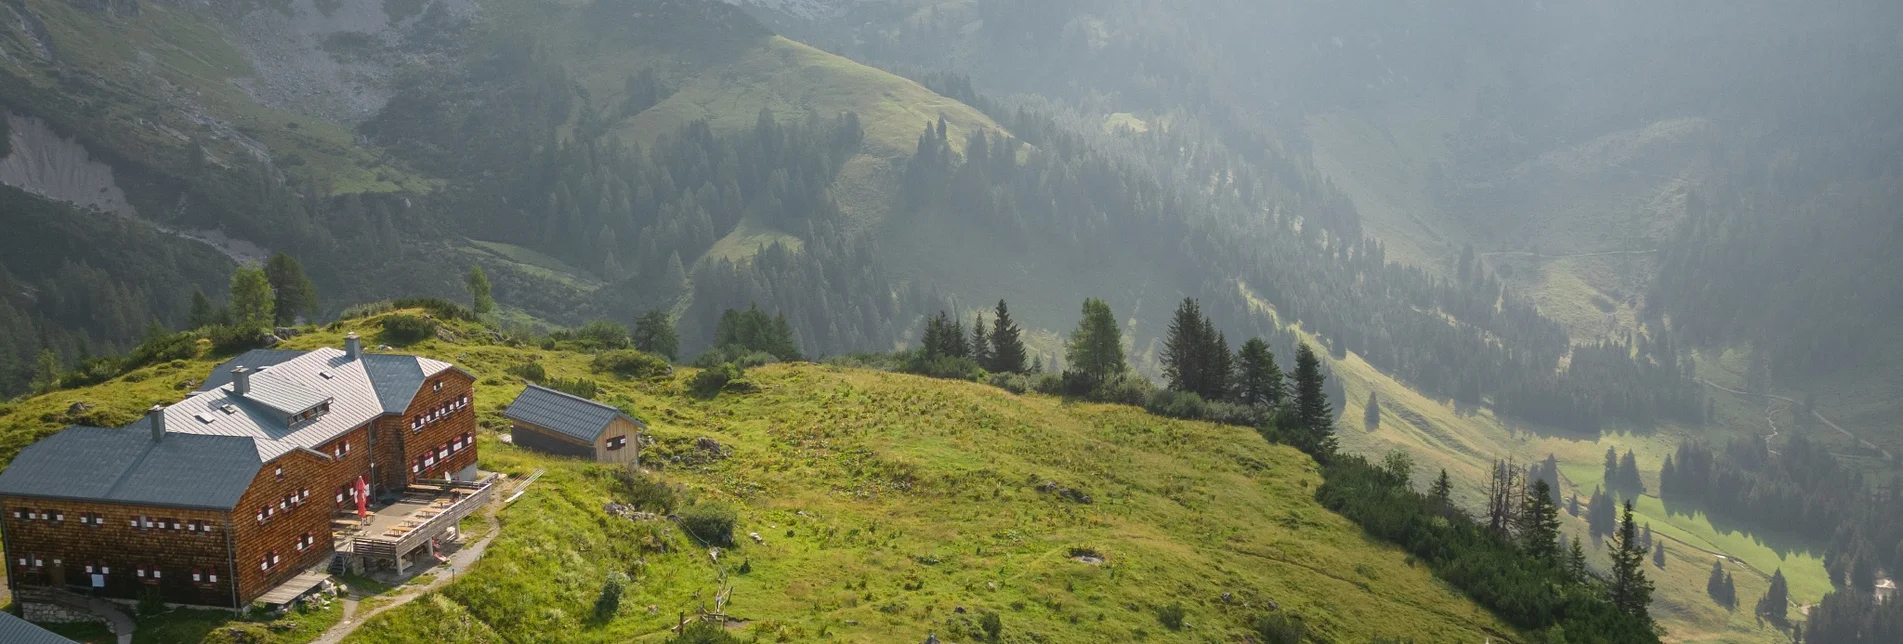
[192,569,202,582]
[320,371,334,380]
[606,435,627,450]
[433,380,444,392]
[275,466,285,480]
[53,511,64,522]
[208,571,217,583]
[195,413,216,424]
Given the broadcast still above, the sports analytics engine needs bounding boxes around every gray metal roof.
[0,427,262,510]
[503,384,645,443]
[0,611,78,644]
[196,349,304,392]
[158,347,455,461]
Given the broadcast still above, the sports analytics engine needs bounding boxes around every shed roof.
[503,384,645,443]
[0,611,78,644]
[0,427,263,510]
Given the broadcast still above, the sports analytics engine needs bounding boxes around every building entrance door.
[49,560,65,587]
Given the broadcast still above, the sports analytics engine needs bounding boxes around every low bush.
[987,371,1035,394]
[379,314,435,346]
[542,377,599,399]
[689,363,744,398]
[678,503,736,547]
[206,324,266,354]
[391,297,475,321]
[903,351,984,380]
[1252,612,1306,644]
[1156,603,1186,631]
[691,344,779,369]
[338,301,395,320]
[563,320,630,351]
[593,572,627,622]
[669,620,740,644]
[614,469,680,514]
[590,350,672,379]
[1145,389,1208,419]
[1091,372,1156,406]
[505,361,547,382]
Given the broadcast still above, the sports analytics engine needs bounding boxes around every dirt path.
[1697,378,1893,461]
[310,500,503,644]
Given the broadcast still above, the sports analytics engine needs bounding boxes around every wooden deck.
[256,569,331,606]
[339,476,496,573]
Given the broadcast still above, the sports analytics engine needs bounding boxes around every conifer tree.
[1519,479,1562,563]
[1430,468,1454,510]
[632,310,678,361]
[1707,559,1729,606]
[1364,391,1380,430]
[467,265,494,314]
[1653,540,1667,569]
[1233,338,1282,407]
[1065,298,1125,391]
[1609,501,1656,622]
[1567,493,1581,517]
[970,313,991,367]
[1287,343,1336,459]
[1758,568,1789,625]
[1567,536,1591,582]
[188,289,217,329]
[989,299,1026,373]
[1620,450,1644,494]
[1604,447,1620,493]
[263,253,316,326]
[31,349,59,394]
[1162,298,1208,395]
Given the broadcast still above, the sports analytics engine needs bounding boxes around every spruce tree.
[989,300,1026,373]
[1364,391,1380,430]
[1723,572,1736,608]
[1519,479,1562,563]
[1653,540,1667,569]
[970,313,991,367]
[1162,298,1208,395]
[1287,344,1336,459]
[1204,326,1233,402]
[1608,500,1656,622]
[1603,447,1620,493]
[1567,536,1591,582]
[1707,559,1729,605]
[1620,450,1644,494]
[1065,298,1125,391]
[1758,568,1789,625]
[1233,338,1282,407]
[188,289,217,329]
[467,265,495,314]
[632,310,678,361]
[1567,493,1581,517]
[263,253,316,326]
[1430,469,1454,509]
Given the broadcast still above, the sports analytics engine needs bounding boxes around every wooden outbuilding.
[503,385,644,465]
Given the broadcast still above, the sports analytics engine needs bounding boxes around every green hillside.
[0,311,1513,642]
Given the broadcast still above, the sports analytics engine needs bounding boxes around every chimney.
[345,332,362,361]
[148,405,166,442]
[232,366,252,396]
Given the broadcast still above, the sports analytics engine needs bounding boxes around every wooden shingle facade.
[0,334,480,609]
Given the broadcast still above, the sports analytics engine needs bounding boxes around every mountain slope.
[0,312,1516,642]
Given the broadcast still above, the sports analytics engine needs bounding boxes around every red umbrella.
[354,475,369,519]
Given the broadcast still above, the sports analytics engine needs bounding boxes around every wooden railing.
[350,475,495,562]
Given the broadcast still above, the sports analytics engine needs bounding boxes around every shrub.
[206,324,265,354]
[505,361,547,382]
[338,301,395,320]
[594,572,628,621]
[823,352,908,372]
[615,469,680,514]
[1031,372,1066,395]
[689,363,744,398]
[692,344,778,369]
[391,297,474,321]
[987,371,1034,394]
[1252,612,1306,644]
[126,330,200,370]
[980,612,1004,642]
[568,320,630,350]
[1204,401,1273,427]
[678,503,736,547]
[591,350,672,379]
[543,377,599,399]
[137,587,167,617]
[1145,390,1209,420]
[379,314,435,346]
[1157,603,1186,631]
[669,620,740,644]
[1092,372,1156,406]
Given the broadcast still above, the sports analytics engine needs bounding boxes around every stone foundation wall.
[21,600,103,624]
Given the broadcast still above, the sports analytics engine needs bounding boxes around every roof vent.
[220,404,238,415]
[194,413,217,424]
[320,371,334,380]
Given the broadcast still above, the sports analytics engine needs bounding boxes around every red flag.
[355,476,369,519]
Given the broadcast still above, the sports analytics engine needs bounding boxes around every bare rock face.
[222,0,481,124]
[0,112,137,217]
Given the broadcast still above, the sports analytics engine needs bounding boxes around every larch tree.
[467,265,495,314]
[229,266,276,332]
[1064,298,1125,391]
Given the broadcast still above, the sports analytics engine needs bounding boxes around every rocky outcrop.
[224,0,480,124]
